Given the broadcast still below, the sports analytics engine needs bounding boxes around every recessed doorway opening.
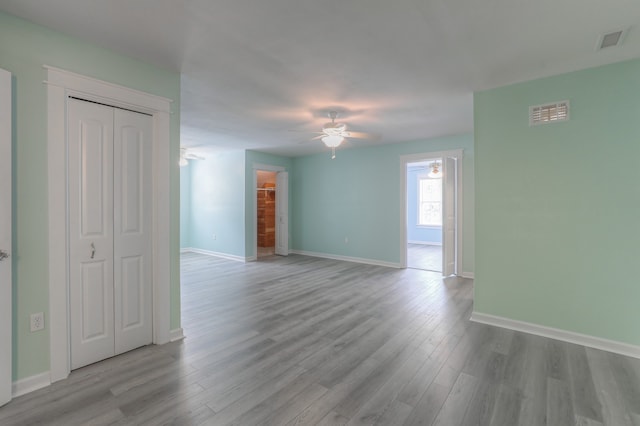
[256,170,277,258]
[400,150,463,276]
[407,159,443,272]
[253,164,289,260]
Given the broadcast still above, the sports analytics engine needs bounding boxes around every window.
[418,176,442,226]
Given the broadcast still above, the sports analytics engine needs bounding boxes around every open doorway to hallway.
[406,160,443,272]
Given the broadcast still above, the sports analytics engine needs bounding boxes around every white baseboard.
[169,328,185,342]
[470,311,640,359]
[290,249,401,269]
[462,272,475,279]
[179,247,191,253]
[12,371,51,398]
[182,247,248,263]
[10,329,184,400]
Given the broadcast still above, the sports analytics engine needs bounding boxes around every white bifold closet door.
[68,98,152,370]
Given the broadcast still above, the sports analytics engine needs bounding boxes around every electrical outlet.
[30,312,45,332]
[212,234,217,240]
[345,237,349,244]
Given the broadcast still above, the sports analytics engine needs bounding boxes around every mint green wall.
[245,151,293,259]
[0,11,181,381]
[474,58,640,346]
[291,135,474,272]
[188,151,246,257]
[184,150,292,260]
[180,164,191,248]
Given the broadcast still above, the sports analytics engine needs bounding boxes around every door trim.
[400,150,463,272]
[251,163,285,260]
[0,68,12,406]
[46,66,172,382]
[275,171,289,256]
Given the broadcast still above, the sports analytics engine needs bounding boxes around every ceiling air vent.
[529,101,569,126]
[597,29,627,50]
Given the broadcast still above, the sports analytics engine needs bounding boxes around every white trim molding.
[289,249,401,269]
[470,312,640,359]
[0,68,12,407]
[12,372,51,398]
[252,163,285,172]
[170,328,185,342]
[185,247,249,263]
[46,66,173,383]
[462,272,475,279]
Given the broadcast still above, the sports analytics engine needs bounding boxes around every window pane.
[418,177,442,226]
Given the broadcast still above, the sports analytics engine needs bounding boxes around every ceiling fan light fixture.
[321,134,344,148]
[323,122,346,133]
[428,162,441,178]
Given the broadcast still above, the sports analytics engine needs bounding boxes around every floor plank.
[407,243,442,272]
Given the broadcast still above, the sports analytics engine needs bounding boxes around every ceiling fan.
[312,111,370,159]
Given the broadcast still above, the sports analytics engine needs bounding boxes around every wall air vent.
[597,28,627,50]
[529,101,569,126]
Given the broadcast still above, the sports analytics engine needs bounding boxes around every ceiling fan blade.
[344,131,371,139]
[297,135,324,144]
[288,130,324,135]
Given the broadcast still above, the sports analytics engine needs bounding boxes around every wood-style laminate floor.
[257,246,276,258]
[2,252,640,425]
[407,244,442,272]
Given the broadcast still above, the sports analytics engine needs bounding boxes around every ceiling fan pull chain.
[331,147,336,159]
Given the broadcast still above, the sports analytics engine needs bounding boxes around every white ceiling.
[2,0,640,157]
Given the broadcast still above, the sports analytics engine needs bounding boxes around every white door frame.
[442,157,457,276]
[252,163,286,260]
[0,68,12,406]
[400,150,464,272]
[46,66,172,382]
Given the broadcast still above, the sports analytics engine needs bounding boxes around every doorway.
[256,171,277,257]
[253,164,289,259]
[406,159,443,272]
[400,150,463,276]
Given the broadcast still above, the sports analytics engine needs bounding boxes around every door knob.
[0,249,9,261]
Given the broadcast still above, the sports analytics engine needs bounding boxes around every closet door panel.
[81,262,110,339]
[120,126,142,233]
[113,109,153,354]
[121,255,143,328]
[68,99,115,370]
